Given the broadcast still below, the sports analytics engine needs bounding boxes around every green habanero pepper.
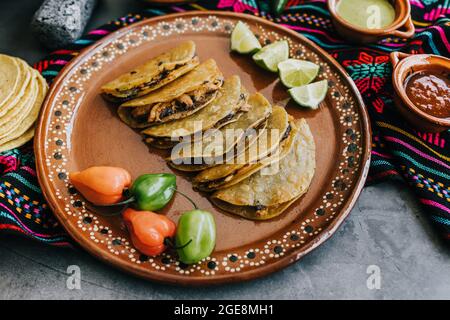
[271,0,288,16]
[175,210,216,264]
[130,173,176,211]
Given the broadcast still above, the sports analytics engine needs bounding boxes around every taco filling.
[130,77,223,124]
[141,76,248,149]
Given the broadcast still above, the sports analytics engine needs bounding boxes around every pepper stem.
[172,188,198,209]
[164,237,192,250]
[94,196,136,207]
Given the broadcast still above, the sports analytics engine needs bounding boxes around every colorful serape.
[1,0,449,246]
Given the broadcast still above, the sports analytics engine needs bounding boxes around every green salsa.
[336,0,396,29]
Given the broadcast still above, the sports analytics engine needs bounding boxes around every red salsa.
[405,70,450,119]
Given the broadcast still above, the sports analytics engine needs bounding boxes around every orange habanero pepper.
[123,208,176,257]
[69,166,131,205]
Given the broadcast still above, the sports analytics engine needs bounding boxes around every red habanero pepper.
[122,208,176,256]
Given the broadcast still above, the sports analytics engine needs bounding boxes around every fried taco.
[142,75,248,149]
[211,119,316,220]
[118,59,223,128]
[170,93,272,165]
[101,41,199,102]
[192,106,294,192]
[168,117,269,172]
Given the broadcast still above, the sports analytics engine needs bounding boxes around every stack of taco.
[0,54,48,152]
[102,41,316,220]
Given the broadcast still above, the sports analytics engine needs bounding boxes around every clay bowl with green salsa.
[327,0,415,44]
[391,52,450,132]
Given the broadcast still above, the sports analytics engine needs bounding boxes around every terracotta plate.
[35,11,371,285]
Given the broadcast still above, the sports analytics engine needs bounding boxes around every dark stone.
[290,234,300,241]
[68,187,77,194]
[31,0,98,50]
[73,200,82,207]
[82,216,92,224]
[57,172,66,180]
[348,143,358,152]
[274,246,283,254]
[316,208,325,216]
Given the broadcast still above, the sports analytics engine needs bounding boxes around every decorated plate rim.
[35,11,371,285]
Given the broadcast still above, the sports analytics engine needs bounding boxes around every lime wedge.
[231,21,262,54]
[252,40,289,72]
[288,80,328,109]
[278,59,320,88]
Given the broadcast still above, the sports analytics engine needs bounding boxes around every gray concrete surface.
[0,0,449,300]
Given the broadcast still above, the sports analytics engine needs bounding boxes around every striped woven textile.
[1,0,449,245]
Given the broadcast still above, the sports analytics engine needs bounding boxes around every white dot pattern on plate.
[40,15,366,278]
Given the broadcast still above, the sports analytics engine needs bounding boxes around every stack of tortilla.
[102,41,316,220]
[0,54,48,152]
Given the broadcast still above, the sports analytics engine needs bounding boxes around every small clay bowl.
[328,0,415,44]
[391,52,450,132]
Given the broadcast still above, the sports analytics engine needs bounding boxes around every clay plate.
[35,11,371,285]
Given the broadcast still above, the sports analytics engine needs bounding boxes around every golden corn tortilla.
[142,76,248,149]
[0,126,35,153]
[0,70,39,136]
[119,59,223,128]
[192,106,291,191]
[211,119,316,220]
[0,70,48,146]
[102,41,199,102]
[170,92,272,163]
[0,54,21,109]
[0,56,32,118]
